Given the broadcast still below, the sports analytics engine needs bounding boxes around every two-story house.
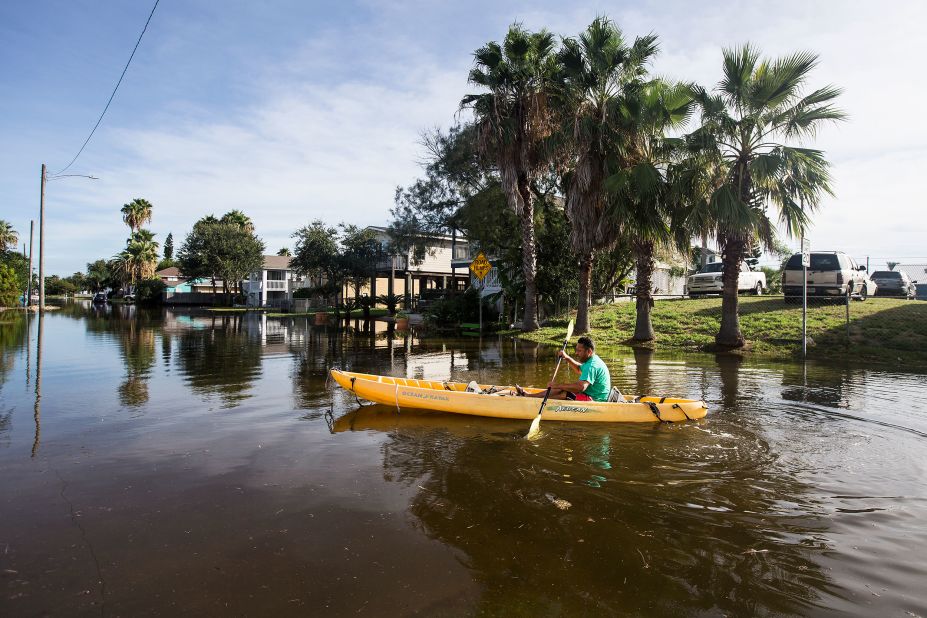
[246,255,301,308]
[366,226,474,305]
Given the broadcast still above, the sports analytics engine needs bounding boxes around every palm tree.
[131,229,157,244]
[556,17,659,334]
[461,24,559,331]
[112,236,159,289]
[121,198,153,233]
[689,45,844,347]
[221,210,254,233]
[277,247,291,256]
[609,80,694,341]
[0,220,18,252]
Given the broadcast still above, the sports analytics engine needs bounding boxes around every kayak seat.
[607,386,625,403]
[465,380,484,394]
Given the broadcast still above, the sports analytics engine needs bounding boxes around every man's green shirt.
[579,354,611,402]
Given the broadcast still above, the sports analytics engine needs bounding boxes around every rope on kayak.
[672,403,693,421]
[646,401,666,422]
[349,376,373,407]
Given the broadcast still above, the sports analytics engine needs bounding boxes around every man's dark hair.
[577,336,595,351]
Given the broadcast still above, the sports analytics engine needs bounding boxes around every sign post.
[801,237,810,357]
[469,252,492,333]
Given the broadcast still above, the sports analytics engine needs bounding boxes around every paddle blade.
[525,413,542,440]
[565,319,574,344]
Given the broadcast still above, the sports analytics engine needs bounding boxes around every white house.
[246,255,303,308]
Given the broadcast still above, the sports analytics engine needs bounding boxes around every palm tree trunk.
[633,240,655,342]
[518,174,539,331]
[716,235,747,348]
[575,252,593,334]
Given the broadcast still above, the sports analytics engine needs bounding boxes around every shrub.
[0,264,20,307]
[377,293,402,314]
[761,267,783,294]
[423,288,498,325]
[134,279,167,305]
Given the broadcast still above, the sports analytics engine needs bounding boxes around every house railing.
[266,280,287,290]
[375,255,408,271]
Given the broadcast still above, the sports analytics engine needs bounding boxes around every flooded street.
[2,303,926,616]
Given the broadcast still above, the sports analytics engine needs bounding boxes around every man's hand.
[557,350,568,359]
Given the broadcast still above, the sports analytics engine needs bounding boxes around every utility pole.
[27,220,34,306]
[39,164,46,311]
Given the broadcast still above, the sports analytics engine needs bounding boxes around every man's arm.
[549,379,591,394]
[557,350,583,374]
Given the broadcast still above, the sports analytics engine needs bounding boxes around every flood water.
[1,303,926,616]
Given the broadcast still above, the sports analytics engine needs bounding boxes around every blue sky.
[2,0,926,275]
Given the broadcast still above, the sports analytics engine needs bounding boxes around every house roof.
[365,225,468,242]
[896,264,927,282]
[262,255,292,270]
[156,267,182,277]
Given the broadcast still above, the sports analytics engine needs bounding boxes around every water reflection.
[2,303,926,616]
[32,314,42,456]
[0,311,28,446]
[117,320,157,408]
[0,310,27,389]
[174,314,262,407]
[349,407,837,615]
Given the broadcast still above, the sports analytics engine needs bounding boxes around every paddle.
[525,319,574,440]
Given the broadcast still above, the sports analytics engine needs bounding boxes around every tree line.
[389,17,843,348]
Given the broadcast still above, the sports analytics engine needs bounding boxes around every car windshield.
[698,263,723,273]
[872,271,901,279]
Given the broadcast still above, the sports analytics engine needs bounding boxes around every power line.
[52,0,160,177]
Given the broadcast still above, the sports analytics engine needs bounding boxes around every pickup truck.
[687,262,766,297]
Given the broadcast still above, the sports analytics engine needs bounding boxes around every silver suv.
[783,251,868,302]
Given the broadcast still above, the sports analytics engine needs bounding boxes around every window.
[267,270,286,281]
[811,254,840,271]
[872,271,901,279]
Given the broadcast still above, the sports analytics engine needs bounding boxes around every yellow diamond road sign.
[469,252,492,281]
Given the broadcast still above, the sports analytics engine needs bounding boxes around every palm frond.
[720,44,759,105]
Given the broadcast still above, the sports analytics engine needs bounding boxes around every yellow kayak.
[330,369,708,423]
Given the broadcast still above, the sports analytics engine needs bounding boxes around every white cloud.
[54,39,471,269]
[21,0,927,273]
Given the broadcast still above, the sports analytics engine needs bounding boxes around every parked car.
[687,262,766,297]
[92,292,107,304]
[783,251,869,302]
[858,270,878,300]
[870,270,917,299]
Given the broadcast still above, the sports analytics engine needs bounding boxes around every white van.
[782,251,868,302]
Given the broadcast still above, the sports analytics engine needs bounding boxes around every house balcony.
[451,246,493,269]
[265,280,288,291]
[375,255,408,272]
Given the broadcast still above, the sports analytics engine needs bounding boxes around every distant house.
[246,255,302,308]
[448,244,502,300]
[156,267,232,295]
[896,264,926,284]
[156,267,192,293]
[366,226,473,305]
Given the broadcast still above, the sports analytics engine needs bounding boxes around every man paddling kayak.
[516,336,611,402]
